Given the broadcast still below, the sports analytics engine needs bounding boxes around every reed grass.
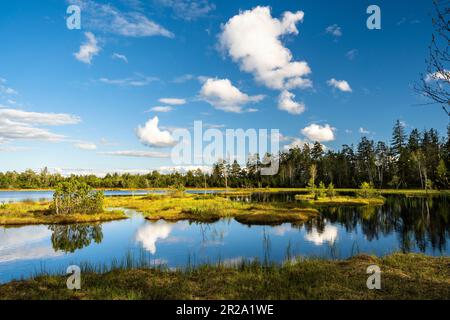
[1,253,448,300]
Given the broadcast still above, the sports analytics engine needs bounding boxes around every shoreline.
[1,253,448,300]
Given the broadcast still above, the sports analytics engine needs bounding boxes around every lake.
[0,192,449,284]
[0,189,220,203]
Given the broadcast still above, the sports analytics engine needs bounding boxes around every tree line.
[1,121,449,190]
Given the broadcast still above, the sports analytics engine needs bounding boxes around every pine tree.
[391,120,406,156]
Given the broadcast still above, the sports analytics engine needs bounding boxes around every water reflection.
[313,196,450,253]
[234,193,450,254]
[304,224,338,245]
[49,224,103,253]
[135,221,173,254]
[0,226,62,262]
[0,194,449,284]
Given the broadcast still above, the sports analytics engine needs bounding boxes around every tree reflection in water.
[234,193,449,253]
[315,195,450,253]
[48,224,103,253]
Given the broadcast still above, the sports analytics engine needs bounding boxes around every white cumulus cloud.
[301,124,336,142]
[74,32,101,64]
[219,6,311,114]
[278,90,305,115]
[136,116,176,147]
[199,78,264,113]
[327,78,352,92]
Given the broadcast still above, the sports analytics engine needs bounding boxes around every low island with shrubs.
[0,181,126,225]
[295,181,386,206]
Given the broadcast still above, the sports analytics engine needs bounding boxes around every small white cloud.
[325,24,342,37]
[200,78,264,113]
[327,78,352,92]
[0,78,18,95]
[0,118,65,142]
[172,74,195,83]
[0,109,81,126]
[345,49,358,60]
[359,127,371,135]
[98,150,170,158]
[74,32,100,64]
[396,17,407,26]
[112,53,128,63]
[156,0,216,21]
[157,165,211,174]
[158,98,186,105]
[425,70,450,83]
[136,116,176,147]
[301,124,336,142]
[278,90,305,115]
[283,138,311,150]
[68,0,173,38]
[99,74,158,87]
[0,108,81,142]
[149,106,173,113]
[74,142,97,150]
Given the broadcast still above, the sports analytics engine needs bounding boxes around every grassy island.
[294,194,386,206]
[105,193,319,225]
[0,253,448,300]
[0,201,126,225]
[0,181,127,225]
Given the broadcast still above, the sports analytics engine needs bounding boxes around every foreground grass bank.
[105,194,319,225]
[0,201,126,225]
[1,253,448,300]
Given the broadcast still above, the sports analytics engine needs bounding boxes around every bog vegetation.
[51,180,104,215]
[0,121,449,190]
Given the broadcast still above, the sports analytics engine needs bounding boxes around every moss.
[1,253,448,300]
[105,194,319,225]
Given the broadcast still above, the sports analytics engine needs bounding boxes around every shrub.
[326,182,336,199]
[357,182,377,198]
[318,182,326,198]
[51,180,103,215]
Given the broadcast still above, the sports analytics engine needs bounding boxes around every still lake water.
[0,189,221,203]
[0,192,449,284]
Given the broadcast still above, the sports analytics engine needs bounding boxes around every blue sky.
[0,0,446,175]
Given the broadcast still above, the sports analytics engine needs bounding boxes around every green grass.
[1,253,448,300]
[105,194,319,225]
[294,194,386,206]
[0,201,126,225]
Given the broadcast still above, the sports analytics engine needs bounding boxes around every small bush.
[357,182,378,198]
[51,180,104,215]
[326,182,336,199]
[318,182,326,198]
